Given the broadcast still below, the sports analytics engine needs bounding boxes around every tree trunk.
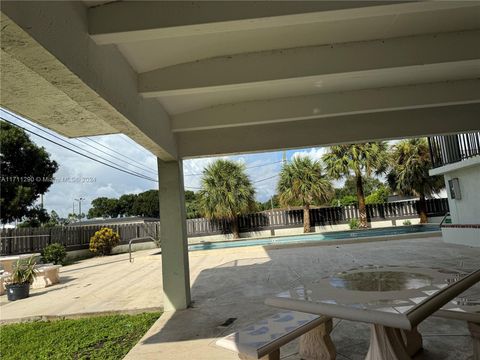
[356,175,368,228]
[418,194,428,224]
[303,205,311,233]
[231,217,240,239]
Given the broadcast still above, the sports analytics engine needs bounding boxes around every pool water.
[188,224,440,251]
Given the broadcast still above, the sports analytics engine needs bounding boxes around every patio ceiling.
[1,1,480,160]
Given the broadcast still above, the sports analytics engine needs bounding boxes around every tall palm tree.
[277,157,333,233]
[387,138,444,223]
[198,159,256,239]
[323,142,387,228]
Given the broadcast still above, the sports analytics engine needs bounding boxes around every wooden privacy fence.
[0,222,160,256]
[186,198,449,237]
[1,198,448,255]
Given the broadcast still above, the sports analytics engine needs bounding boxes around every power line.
[78,137,157,175]
[2,109,157,181]
[85,137,156,174]
[1,118,158,183]
[253,174,279,183]
[116,134,150,153]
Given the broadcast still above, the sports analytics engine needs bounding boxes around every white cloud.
[291,147,326,161]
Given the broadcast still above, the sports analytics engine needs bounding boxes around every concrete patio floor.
[1,236,478,359]
[124,236,479,360]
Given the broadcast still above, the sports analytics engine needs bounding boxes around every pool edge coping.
[188,230,442,254]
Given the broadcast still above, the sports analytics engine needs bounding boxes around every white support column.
[158,158,191,311]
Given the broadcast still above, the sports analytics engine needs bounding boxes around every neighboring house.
[429,132,480,247]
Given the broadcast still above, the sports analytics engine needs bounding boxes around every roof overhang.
[1,1,479,159]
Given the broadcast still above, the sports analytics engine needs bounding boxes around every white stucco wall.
[441,227,479,247]
[442,163,480,225]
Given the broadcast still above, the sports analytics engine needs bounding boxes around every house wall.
[443,163,480,225]
[430,158,480,247]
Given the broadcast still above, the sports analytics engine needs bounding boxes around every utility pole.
[282,150,287,164]
[74,197,85,222]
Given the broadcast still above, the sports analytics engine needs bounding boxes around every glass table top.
[329,270,434,292]
[268,265,480,326]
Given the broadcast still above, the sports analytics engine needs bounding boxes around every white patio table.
[0,253,40,273]
[265,265,480,360]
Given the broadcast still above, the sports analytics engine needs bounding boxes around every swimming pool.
[188,224,440,251]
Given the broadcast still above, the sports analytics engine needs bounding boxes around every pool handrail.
[439,212,451,227]
[128,236,157,263]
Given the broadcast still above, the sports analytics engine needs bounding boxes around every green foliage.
[0,312,161,360]
[331,195,358,207]
[278,157,333,233]
[349,218,361,230]
[323,143,388,180]
[257,195,280,211]
[9,257,37,285]
[41,243,67,265]
[365,185,390,205]
[43,210,61,227]
[387,138,445,223]
[387,138,445,197]
[131,190,159,218]
[87,197,120,219]
[278,157,333,207]
[198,160,256,238]
[17,207,50,228]
[185,190,201,219]
[59,213,82,225]
[0,122,59,224]
[117,194,138,217]
[89,227,120,256]
[403,220,412,226]
[334,176,384,199]
[323,143,388,227]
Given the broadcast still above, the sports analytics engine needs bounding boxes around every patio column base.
[401,326,422,356]
[365,324,411,360]
[468,322,480,360]
[299,318,336,360]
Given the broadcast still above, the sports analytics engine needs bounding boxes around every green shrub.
[89,227,120,256]
[10,257,37,285]
[365,186,390,205]
[41,243,67,265]
[403,219,412,226]
[349,218,361,229]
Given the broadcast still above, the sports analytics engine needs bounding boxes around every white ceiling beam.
[171,79,480,132]
[139,30,480,96]
[1,3,178,160]
[88,1,412,45]
[177,103,480,158]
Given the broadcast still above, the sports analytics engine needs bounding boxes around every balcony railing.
[428,132,480,168]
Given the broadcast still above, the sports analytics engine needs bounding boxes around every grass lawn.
[0,312,161,360]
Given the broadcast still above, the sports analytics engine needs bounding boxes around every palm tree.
[323,143,387,228]
[277,157,333,233]
[387,138,444,223]
[198,159,256,239]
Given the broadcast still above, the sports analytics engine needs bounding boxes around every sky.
[1,108,335,218]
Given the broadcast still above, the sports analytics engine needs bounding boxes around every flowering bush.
[89,227,120,256]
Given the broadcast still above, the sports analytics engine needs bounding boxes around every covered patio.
[1,1,479,359]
